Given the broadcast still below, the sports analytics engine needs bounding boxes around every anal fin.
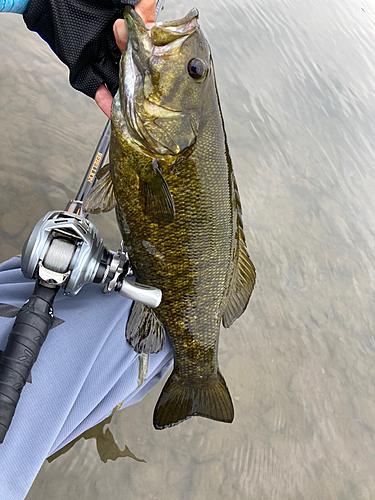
[126,301,166,354]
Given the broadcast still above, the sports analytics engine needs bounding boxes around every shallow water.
[1,0,375,498]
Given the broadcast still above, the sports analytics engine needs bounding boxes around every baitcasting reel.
[21,210,161,307]
[0,210,161,444]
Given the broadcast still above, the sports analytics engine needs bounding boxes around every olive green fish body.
[85,7,256,429]
[111,81,235,377]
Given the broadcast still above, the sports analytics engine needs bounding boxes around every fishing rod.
[0,0,166,444]
[66,119,111,215]
[0,156,162,445]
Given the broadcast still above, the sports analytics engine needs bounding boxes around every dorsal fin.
[222,176,256,328]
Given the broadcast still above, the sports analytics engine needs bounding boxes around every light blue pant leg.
[0,257,173,500]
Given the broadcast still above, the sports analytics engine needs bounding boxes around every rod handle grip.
[0,281,58,443]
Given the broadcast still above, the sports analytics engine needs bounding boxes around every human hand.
[95,0,157,118]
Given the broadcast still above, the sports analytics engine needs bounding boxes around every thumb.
[135,0,157,27]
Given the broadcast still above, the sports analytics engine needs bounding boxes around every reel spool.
[21,211,106,295]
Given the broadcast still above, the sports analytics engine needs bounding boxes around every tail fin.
[153,370,234,430]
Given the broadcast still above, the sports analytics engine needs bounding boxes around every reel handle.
[0,280,58,443]
[117,279,162,309]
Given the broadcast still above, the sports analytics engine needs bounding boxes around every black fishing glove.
[23,0,139,99]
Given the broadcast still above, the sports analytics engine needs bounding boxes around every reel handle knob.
[117,279,162,309]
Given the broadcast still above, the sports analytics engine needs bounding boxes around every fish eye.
[187,58,206,80]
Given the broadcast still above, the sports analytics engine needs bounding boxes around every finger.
[113,19,128,54]
[135,0,157,27]
[94,84,113,119]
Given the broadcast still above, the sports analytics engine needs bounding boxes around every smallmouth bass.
[85,7,256,429]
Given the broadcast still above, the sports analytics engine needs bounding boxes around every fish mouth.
[119,7,200,157]
[125,6,199,46]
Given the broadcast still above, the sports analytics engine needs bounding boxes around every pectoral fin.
[139,160,175,222]
[126,301,166,354]
[83,164,116,214]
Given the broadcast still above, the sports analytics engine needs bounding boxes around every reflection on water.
[48,403,146,465]
[1,0,375,497]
